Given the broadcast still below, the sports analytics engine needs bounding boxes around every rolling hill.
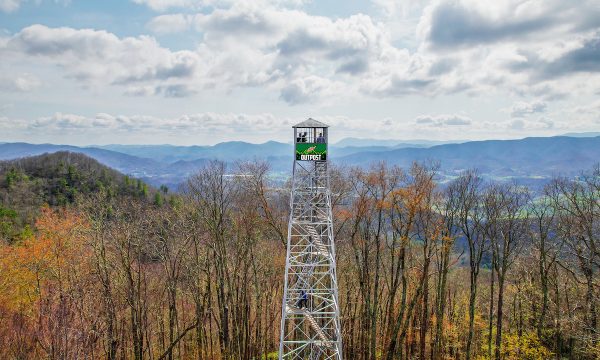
[337,136,600,179]
[1,136,599,190]
[0,152,153,241]
[97,141,291,162]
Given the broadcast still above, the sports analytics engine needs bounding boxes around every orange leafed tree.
[0,206,92,359]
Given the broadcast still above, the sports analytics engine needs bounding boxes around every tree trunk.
[494,275,505,360]
[432,249,449,359]
[487,260,495,360]
[419,258,430,360]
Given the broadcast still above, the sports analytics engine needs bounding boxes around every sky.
[0,0,599,145]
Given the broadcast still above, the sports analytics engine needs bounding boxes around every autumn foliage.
[0,159,599,359]
[0,207,91,358]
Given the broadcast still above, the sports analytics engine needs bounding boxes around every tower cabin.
[293,118,329,161]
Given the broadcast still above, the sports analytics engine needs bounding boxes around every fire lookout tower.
[278,119,343,360]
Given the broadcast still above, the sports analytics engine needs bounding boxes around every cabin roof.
[292,118,329,128]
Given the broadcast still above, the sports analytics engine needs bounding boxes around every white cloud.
[2,0,600,129]
[538,117,554,129]
[4,0,598,109]
[510,118,525,130]
[373,0,428,18]
[279,75,339,105]
[145,5,432,101]
[133,0,310,12]
[571,99,600,116]
[1,107,589,145]
[509,100,547,118]
[132,0,199,12]
[509,116,554,131]
[556,99,600,130]
[27,111,288,134]
[418,0,598,50]
[415,113,472,126]
[33,112,89,129]
[2,7,405,104]
[0,73,41,92]
[0,0,71,13]
[146,14,192,34]
[19,112,390,139]
[0,0,21,12]
[414,0,600,99]
[1,111,463,144]
[2,24,206,97]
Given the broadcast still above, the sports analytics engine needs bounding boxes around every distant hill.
[337,136,600,184]
[99,141,424,161]
[98,141,291,162]
[97,140,458,163]
[334,137,459,148]
[0,142,161,176]
[0,151,150,205]
[561,131,600,138]
[0,152,152,242]
[1,136,599,190]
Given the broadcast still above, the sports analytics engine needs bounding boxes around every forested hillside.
[0,152,154,242]
[0,155,599,359]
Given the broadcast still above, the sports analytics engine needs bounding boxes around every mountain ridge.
[337,136,600,178]
[1,135,599,190]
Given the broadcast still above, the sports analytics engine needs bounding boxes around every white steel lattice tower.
[279,119,343,360]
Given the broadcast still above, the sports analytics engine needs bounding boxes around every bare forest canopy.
[1,151,600,359]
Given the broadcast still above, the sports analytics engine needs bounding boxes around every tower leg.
[279,159,342,360]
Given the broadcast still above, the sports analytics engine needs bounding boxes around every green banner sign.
[296,143,327,161]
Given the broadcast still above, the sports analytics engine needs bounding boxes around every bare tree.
[547,167,600,344]
[185,160,237,359]
[385,163,436,360]
[431,176,464,359]
[483,183,530,359]
[530,191,562,338]
[449,170,485,360]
